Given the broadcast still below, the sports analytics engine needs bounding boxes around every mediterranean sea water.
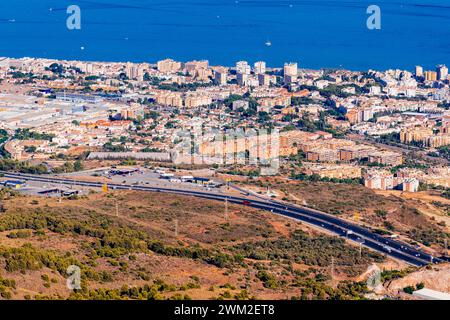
[0,0,449,71]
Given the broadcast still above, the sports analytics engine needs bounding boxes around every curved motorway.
[1,171,447,267]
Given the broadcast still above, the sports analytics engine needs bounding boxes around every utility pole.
[331,257,335,283]
[225,198,229,221]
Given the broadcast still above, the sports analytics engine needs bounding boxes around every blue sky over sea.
[0,0,449,70]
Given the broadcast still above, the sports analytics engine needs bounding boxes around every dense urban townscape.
[1,58,450,191]
[0,56,449,301]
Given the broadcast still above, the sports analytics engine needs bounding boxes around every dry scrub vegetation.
[244,178,449,251]
[0,188,390,300]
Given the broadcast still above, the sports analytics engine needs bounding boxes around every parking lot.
[0,167,227,198]
[60,167,225,193]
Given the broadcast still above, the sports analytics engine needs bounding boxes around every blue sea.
[0,0,449,71]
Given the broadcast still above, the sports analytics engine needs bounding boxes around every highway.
[1,170,447,267]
